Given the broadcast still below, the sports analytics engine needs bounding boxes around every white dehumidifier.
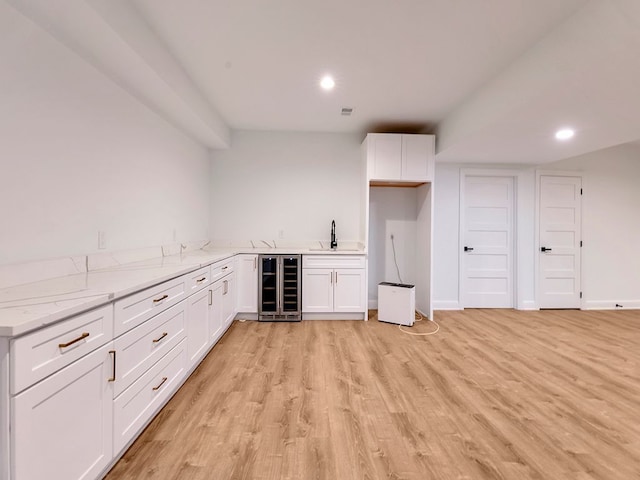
[378,282,415,326]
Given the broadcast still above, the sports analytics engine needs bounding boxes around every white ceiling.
[10,0,640,164]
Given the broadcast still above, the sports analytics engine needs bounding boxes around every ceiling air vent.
[341,107,353,116]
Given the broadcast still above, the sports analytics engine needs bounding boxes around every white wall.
[432,163,536,310]
[433,144,640,311]
[209,130,362,244]
[543,143,640,308]
[368,187,418,304]
[0,4,211,265]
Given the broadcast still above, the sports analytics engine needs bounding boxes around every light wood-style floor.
[106,309,640,480]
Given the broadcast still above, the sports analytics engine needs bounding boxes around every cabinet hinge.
[580,292,583,299]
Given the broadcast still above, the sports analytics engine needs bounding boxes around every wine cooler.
[258,254,301,321]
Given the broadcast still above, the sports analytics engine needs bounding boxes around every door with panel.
[539,175,582,309]
[11,343,114,480]
[186,287,210,367]
[301,268,333,312]
[236,254,258,313]
[208,281,224,344]
[333,269,366,312]
[222,274,235,327]
[461,175,514,308]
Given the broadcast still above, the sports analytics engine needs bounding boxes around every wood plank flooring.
[105,309,640,480]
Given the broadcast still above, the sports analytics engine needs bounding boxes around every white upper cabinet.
[365,133,434,183]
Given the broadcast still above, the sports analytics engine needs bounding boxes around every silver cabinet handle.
[108,350,116,382]
[208,289,213,306]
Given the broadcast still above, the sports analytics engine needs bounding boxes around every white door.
[401,135,429,181]
[222,274,235,327]
[462,175,514,308]
[186,288,210,367]
[12,344,114,480]
[302,269,333,312]
[539,175,582,308]
[208,281,224,343]
[236,255,258,313]
[334,269,366,313]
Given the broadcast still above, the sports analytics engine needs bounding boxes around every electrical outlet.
[98,231,106,250]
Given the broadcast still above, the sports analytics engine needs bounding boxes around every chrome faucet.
[330,220,337,250]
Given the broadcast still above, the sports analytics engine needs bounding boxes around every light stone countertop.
[0,246,365,337]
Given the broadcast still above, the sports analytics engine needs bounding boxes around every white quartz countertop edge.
[0,248,365,337]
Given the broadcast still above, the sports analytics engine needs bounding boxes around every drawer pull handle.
[152,377,168,391]
[196,277,207,283]
[152,332,168,343]
[208,289,213,306]
[222,266,229,271]
[58,332,90,348]
[153,294,169,303]
[108,350,116,382]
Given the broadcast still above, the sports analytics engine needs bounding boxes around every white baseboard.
[302,313,365,321]
[583,300,640,310]
[368,299,378,310]
[518,300,538,311]
[432,300,462,310]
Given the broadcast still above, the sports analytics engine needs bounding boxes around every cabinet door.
[11,343,114,480]
[401,135,430,181]
[186,288,210,367]
[334,269,366,313]
[302,269,333,312]
[370,134,401,180]
[222,274,236,327]
[236,255,258,313]
[208,281,224,345]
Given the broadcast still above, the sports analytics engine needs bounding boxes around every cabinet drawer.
[114,275,186,336]
[10,304,113,394]
[210,258,234,283]
[303,255,365,269]
[113,302,186,396]
[186,265,211,295]
[113,340,186,454]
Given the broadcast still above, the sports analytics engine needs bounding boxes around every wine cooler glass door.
[282,256,300,313]
[260,256,277,315]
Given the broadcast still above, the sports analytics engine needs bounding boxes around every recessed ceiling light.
[555,128,575,141]
[320,75,335,91]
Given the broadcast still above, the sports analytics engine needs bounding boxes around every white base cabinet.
[11,343,114,480]
[302,256,366,315]
[113,340,186,453]
[222,274,235,327]
[236,254,258,314]
[186,287,211,368]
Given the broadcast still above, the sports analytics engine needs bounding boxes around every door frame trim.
[459,168,520,309]
[535,170,583,309]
